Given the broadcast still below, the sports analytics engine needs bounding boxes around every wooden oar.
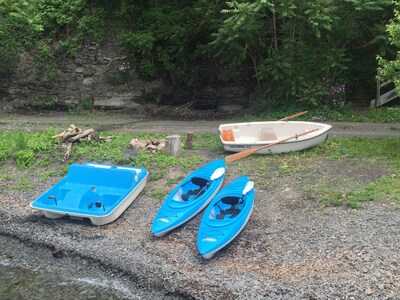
[279,111,308,121]
[224,128,319,163]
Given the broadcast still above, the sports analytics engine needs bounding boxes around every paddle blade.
[279,111,308,121]
[210,167,225,180]
[242,181,254,195]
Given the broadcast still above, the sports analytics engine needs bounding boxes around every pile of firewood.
[130,138,165,153]
[52,124,111,159]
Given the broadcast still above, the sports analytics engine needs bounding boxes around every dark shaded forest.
[1,0,399,110]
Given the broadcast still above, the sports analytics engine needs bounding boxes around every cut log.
[52,131,81,140]
[165,135,181,157]
[52,124,82,139]
[68,129,95,142]
[186,132,193,150]
[130,139,147,150]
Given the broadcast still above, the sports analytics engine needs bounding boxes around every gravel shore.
[1,111,399,299]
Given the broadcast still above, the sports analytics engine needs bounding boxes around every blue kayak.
[152,159,226,237]
[197,176,254,259]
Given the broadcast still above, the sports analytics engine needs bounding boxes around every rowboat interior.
[220,121,330,144]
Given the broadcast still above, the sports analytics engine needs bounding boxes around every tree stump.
[165,135,181,157]
[186,132,193,150]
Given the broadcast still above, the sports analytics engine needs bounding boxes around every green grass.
[0,129,399,208]
[310,137,400,207]
[320,136,400,159]
[148,188,170,200]
[16,177,35,191]
[0,173,14,181]
[318,175,400,209]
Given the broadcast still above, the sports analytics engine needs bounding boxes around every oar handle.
[279,111,308,121]
[225,128,319,163]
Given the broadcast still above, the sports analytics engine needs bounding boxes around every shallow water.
[0,236,158,300]
[0,258,137,300]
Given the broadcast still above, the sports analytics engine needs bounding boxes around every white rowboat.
[219,121,332,154]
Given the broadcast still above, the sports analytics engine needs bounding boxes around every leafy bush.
[378,1,400,92]
[207,0,391,104]
[0,0,43,70]
[12,130,29,152]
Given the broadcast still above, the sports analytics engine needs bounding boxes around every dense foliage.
[379,0,400,93]
[0,0,398,108]
[0,0,43,71]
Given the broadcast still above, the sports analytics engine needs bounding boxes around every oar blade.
[224,148,259,163]
[279,111,308,121]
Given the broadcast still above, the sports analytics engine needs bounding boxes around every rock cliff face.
[0,38,251,113]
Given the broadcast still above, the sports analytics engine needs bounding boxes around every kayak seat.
[181,177,209,201]
[216,207,241,220]
[216,196,243,219]
[221,196,240,206]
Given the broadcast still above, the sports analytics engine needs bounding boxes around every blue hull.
[151,159,226,237]
[197,176,254,259]
[30,163,148,225]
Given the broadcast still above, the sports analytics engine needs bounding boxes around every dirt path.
[1,111,400,137]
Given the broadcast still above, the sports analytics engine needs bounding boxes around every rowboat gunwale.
[218,121,332,154]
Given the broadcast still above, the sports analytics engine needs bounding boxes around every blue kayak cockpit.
[172,177,209,202]
[209,196,246,220]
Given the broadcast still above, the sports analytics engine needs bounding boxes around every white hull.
[219,121,332,154]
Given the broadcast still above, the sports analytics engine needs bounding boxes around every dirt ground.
[0,109,400,137]
[0,109,399,299]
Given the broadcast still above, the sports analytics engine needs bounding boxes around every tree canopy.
[1,0,398,108]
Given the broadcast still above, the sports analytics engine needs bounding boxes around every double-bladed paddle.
[242,180,254,196]
[224,128,319,163]
[191,167,225,200]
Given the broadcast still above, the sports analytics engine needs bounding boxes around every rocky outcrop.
[0,38,251,113]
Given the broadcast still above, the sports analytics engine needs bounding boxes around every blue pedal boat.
[197,176,254,259]
[151,159,226,237]
[30,162,149,226]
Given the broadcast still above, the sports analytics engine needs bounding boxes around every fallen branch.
[52,124,112,159]
[68,128,95,142]
[64,142,73,160]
